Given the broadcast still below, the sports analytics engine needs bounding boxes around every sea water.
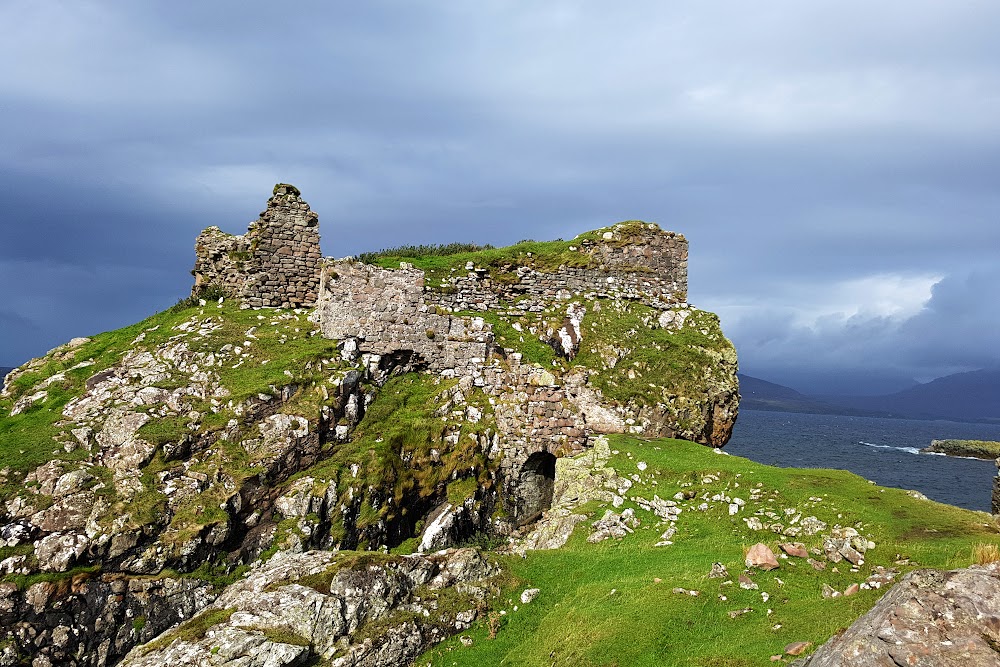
[725,410,1000,512]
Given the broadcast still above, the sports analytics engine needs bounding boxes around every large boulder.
[793,562,1000,666]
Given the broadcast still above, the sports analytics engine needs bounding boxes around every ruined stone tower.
[191,184,322,308]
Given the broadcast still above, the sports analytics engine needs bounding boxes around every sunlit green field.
[420,435,999,666]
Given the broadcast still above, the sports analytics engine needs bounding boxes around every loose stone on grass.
[708,562,729,579]
[746,543,780,570]
[779,542,808,558]
[785,641,812,656]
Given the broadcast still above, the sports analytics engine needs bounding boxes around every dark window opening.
[517,451,557,526]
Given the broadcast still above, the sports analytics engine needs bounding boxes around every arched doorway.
[516,452,556,526]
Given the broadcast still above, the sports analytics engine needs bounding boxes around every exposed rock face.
[0,573,215,667]
[994,458,1000,515]
[192,184,322,308]
[792,563,1000,667]
[119,548,500,667]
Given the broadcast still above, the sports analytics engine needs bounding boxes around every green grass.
[0,301,330,471]
[0,373,94,475]
[139,607,236,655]
[464,309,559,367]
[572,302,735,407]
[259,628,311,647]
[0,299,348,544]
[5,564,101,592]
[359,242,496,264]
[419,435,1000,667]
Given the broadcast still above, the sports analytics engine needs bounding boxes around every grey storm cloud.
[2,0,999,393]
[718,267,1000,393]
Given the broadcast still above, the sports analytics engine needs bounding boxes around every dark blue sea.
[726,410,1000,512]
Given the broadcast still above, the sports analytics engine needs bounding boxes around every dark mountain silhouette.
[822,368,1000,423]
[738,374,885,417]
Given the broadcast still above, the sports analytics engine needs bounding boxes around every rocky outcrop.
[119,548,499,667]
[792,562,1000,667]
[1,314,362,575]
[0,573,215,667]
[994,459,1000,515]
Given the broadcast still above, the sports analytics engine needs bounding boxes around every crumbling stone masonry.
[314,261,495,376]
[192,184,321,308]
[311,261,600,524]
[424,225,689,313]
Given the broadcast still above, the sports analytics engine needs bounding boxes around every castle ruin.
[191,184,322,308]
[190,185,716,525]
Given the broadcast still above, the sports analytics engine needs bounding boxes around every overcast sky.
[2,1,999,394]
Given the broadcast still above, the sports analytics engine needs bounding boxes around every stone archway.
[516,451,557,526]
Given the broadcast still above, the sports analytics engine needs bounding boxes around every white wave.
[858,441,921,455]
[857,441,991,461]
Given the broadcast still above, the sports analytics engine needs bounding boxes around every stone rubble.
[587,508,640,543]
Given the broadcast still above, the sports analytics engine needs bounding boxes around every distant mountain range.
[738,374,884,417]
[740,369,1000,424]
[822,369,1000,423]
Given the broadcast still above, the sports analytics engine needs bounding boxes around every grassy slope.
[0,294,505,566]
[0,300,338,474]
[574,301,733,409]
[0,299,344,556]
[279,373,498,550]
[364,223,735,431]
[420,436,1000,667]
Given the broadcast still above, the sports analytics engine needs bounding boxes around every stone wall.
[424,224,688,313]
[191,184,322,308]
[313,261,494,376]
[312,261,600,524]
[481,361,589,523]
[194,195,699,526]
[312,261,589,458]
